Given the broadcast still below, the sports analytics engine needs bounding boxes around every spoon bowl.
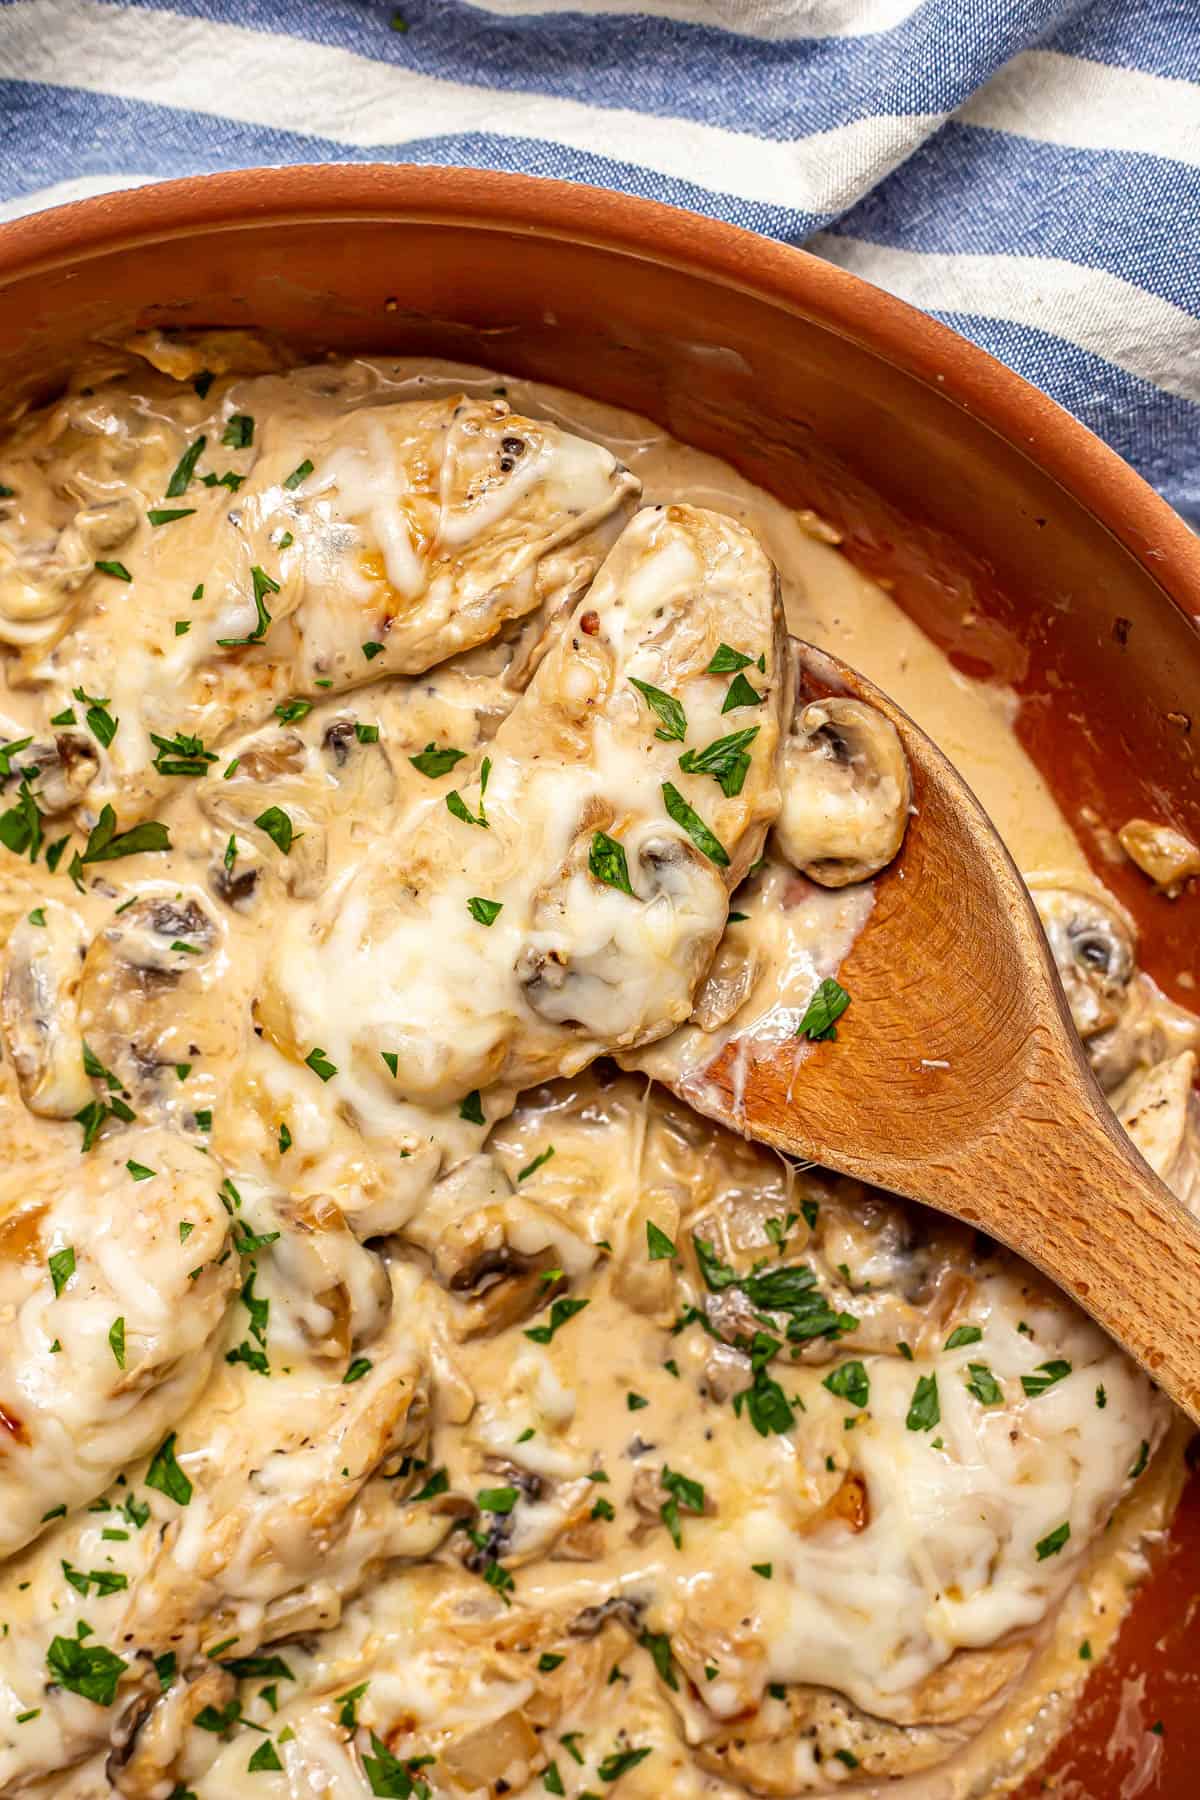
[687,640,1200,1421]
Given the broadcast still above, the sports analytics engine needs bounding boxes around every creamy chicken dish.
[0,340,1195,1800]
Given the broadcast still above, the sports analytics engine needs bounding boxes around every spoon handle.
[909,1075,1200,1422]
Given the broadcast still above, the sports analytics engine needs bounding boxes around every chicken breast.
[259,502,789,1112]
[0,1129,233,1559]
[5,381,638,821]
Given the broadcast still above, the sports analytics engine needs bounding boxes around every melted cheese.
[0,343,1187,1800]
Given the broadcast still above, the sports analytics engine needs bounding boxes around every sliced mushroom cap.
[404,1155,594,1338]
[1118,817,1200,894]
[108,1665,235,1798]
[775,695,911,887]
[1115,1050,1200,1214]
[2,901,93,1116]
[62,494,140,559]
[1030,879,1136,1041]
[197,734,328,902]
[269,1192,393,1359]
[76,891,231,1105]
[319,714,397,811]
[16,731,100,815]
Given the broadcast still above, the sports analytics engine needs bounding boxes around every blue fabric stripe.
[104,0,1080,140]
[0,0,1196,522]
[929,311,1200,521]
[1044,0,1200,81]
[0,81,828,237]
[824,123,1200,316]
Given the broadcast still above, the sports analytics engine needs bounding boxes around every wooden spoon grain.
[686,640,1200,1421]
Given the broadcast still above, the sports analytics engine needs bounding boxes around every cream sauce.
[0,341,1186,1800]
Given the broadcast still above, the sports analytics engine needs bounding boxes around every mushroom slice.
[775,691,911,886]
[1029,876,1136,1042]
[2,900,93,1117]
[0,1129,234,1558]
[261,503,788,1110]
[403,1154,595,1337]
[13,730,99,815]
[268,1192,393,1360]
[76,890,232,1108]
[1118,816,1200,894]
[1115,1051,1200,1213]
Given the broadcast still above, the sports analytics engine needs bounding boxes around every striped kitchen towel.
[0,0,1196,520]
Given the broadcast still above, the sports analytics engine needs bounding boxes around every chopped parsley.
[639,1628,678,1690]
[459,1089,485,1125]
[283,458,313,489]
[304,1046,337,1082]
[906,1373,940,1432]
[343,1357,372,1385]
[362,641,385,661]
[147,507,195,528]
[46,1628,125,1706]
[108,1316,126,1369]
[1021,1359,1072,1398]
[477,1486,519,1514]
[518,1146,555,1181]
[797,977,851,1041]
[254,806,294,853]
[445,756,491,828]
[150,730,218,777]
[0,781,43,863]
[49,1246,75,1296]
[336,1681,368,1728]
[412,1468,449,1501]
[661,781,729,867]
[165,435,206,497]
[221,413,254,448]
[467,896,503,926]
[409,742,466,779]
[125,1160,155,1181]
[660,1465,704,1548]
[629,676,686,742]
[597,1746,651,1781]
[721,670,764,712]
[589,829,634,896]
[145,1433,192,1505]
[705,643,754,673]
[94,560,132,582]
[248,1741,283,1773]
[80,805,170,864]
[944,1324,983,1349]
[1036,1521,1071,1560]
[678,725,759,797]
[274,698,312,725]
[217,565,278,647]
[524,1296,589,1345]
[1129,1439,1150,1479]
[646,1220,677,1260]
[822,1359,869,1408]
[73,686,118,748]
[965,1362,1004,1405]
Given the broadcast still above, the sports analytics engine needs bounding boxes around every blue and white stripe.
[0,0,1196,518]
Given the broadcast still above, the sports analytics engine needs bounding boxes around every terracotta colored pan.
[0,164,1196,1793]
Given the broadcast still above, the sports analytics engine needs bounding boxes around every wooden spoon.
[685,640,1200,1422]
